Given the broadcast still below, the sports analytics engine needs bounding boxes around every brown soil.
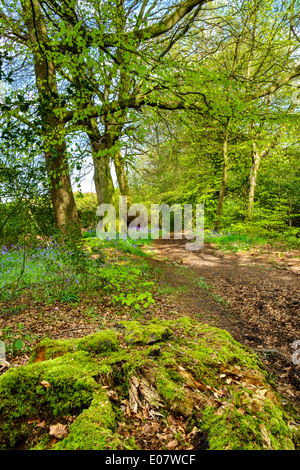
[147,237,300,409]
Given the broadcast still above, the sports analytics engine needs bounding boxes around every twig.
[252,348,292,364]
[50,326,97,337]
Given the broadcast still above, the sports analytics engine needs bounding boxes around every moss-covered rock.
[0,317,299,450]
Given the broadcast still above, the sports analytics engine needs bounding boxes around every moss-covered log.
[0,317,299,450]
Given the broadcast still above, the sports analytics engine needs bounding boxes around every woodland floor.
[1,236,300,417]
[148,237,300,410]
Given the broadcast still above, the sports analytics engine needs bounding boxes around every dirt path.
[147,238,300,409]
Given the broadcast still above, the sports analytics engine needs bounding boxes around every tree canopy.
[0,0,299,238]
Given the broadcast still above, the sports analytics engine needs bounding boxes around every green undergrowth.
[204,228,300,252]
[0,234,155,314]
[0,317,298,450]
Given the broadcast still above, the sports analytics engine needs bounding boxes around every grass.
[2,227,298,309]
[197,276,213,290]
[0,225,297,359]
[83,230,155,262]
[0,242,83,306]
[204,229,300,252]
[196,276,230,307]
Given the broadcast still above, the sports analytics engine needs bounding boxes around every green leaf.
[12,338,23,353]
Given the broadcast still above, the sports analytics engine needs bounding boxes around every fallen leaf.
[40,380,51,388]
[167,439,178,449]
[36,420,45,428]
[187,426,200,439]
[27,419,38,424]
[142,424,153,434]
[49,423,68,440]
[168,414,177,425]
[107,389,119,401]
[156,433,167,441]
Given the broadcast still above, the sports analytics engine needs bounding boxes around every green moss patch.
[117,319,173,345]
[29,330,119,363]
[0,317,299,450]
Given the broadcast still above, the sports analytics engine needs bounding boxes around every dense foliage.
[0,0,299,244]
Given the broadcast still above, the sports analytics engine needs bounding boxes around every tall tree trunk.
[45,137,80,238]
[247,126,283,221]
[93,149,116,206]
[21,0,80,239]
[214,128,229,231]
[113,150,132,206]
[86,119,117,206]
[247,149,261,221]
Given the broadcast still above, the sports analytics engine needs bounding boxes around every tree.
[1,0,300,236]
[186,0,300,229]
[52,0,213,206]
[0,0,81,238]
[127,0,300,231]
[0,0,214,219]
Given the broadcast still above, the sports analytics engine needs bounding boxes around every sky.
[71,157,118,194]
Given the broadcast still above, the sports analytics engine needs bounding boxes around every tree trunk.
[113,150,132,206]
[93,150,116,206]
[214,129,229,231]
[247,128,282,221]
[247,150,261,221]
[44,140,80,238]
[21,0,80,239]
[86,119,117,206]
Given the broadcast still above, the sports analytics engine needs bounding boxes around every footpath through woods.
[147,237,300,409]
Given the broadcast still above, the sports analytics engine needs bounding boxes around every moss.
[0,350,99,449]
[118,319,173,345]
[200,397,297,450]
[29,330,119,363]
[0,317,299,450]
[53,388,137,450]
[76,330,119,354]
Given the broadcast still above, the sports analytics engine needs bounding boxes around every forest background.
[0,0,299,249]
